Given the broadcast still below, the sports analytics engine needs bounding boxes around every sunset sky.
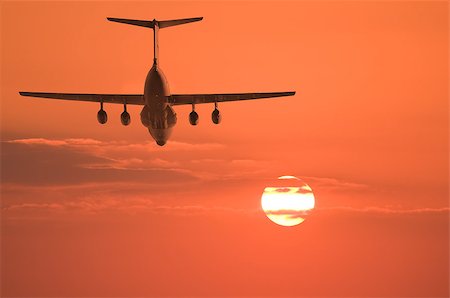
[1,1,448,297]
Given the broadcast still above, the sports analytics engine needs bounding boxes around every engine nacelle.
[211,109,221,124]
[97,109,107,124]
[189,111,199,126]
[121,111,131,126]
[140,106,150,128]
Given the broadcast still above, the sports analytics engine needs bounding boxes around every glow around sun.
[261,176,315,226]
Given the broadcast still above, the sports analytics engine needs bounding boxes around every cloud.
[302,176,368,190]
[79,157,181,171]
[6,196,446,220]
[4,138,225,175]
[7,138,101,146]
[264,209,311,219]
[3,198,154,214]
[1,141,200,186]
[3,138,239,179]
[3,138,276,184]
[275,187,291,193]
[8,137,422,216]
[2,197,250,218]
[318,206,450,214]
[296,188,313,194]
[5,138,223,153]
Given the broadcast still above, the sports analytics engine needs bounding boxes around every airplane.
[19,17,295,146]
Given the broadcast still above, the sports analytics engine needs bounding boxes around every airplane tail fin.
[106,17,203,29]
[107,17,202,65]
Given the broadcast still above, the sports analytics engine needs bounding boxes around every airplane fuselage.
[141,64,177,146]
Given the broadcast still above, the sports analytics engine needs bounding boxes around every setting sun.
[261,176,315,226]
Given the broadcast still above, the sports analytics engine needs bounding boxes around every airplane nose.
[149,127,172,146]
[156,140,166,146]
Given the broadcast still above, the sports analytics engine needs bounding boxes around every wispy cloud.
[3,187,448,219]
[318,206,450,214]
[79,157,181,171]
[7,138,100,146]
[8,138,442,217]
[4,137,273,183]
[4,138,225,173]
[2,197,250,217]
[5,138,224,152]
[302,176,368,191]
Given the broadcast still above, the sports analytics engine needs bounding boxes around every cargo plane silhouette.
[20,17,295,146]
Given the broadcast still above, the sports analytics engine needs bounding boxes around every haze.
[1,1,448,297]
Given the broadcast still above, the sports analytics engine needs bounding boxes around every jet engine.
[97,109,107,124]
[189,111,199,125]
[121,111,131,126]
[140,106,150,128]
[211,108,221,124]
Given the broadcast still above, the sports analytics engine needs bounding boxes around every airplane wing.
[169,91,295,105]
[19,91,295,105]
[19,92,144,105]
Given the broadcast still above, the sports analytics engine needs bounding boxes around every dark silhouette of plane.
[20,17,295,146]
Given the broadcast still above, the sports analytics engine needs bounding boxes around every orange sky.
[1,1,448,297]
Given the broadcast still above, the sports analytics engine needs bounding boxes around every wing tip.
[279,91,295,97]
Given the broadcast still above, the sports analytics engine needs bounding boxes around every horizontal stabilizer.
[107,17,154,28]
[106,17,203,29]
[159,17,203,28]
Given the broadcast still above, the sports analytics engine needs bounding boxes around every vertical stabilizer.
[153,20,159,65]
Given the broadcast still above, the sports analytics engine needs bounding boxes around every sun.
[261,176,315,226]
